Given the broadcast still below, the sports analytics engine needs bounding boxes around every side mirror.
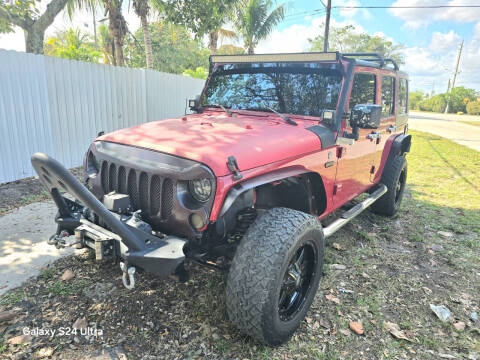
[188,96,200,112]
[350,104,382,129]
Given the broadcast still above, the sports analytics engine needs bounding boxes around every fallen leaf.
[0,310,17,323]
[37,347,54,358]
[72,317,87,331]
[332,243,343,251]
[339,328,350,336]
[385,322,411,341]
[349,321,364,335]
[422,287,432,294]
[330,264,346,270]
[60,269,75,281]
[326,294,340,304]
[319,318,330,329]
[361,272,370,279]
[305,317,312,324]
[8,334,32,345]
[454,322,465,331]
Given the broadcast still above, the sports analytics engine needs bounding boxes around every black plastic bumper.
[31,153,186,278]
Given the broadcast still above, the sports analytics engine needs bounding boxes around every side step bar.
[323,184,388,238]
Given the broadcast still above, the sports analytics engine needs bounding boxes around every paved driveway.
[409,111,480,152]
[0,201,74,295]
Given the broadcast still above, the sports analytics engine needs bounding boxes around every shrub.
[466,100,480,115]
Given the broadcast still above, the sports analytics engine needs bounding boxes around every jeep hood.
[97,112,325,176]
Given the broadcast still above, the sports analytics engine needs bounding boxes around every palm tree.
[232,0,285,54]
[67,0,127,66]
[132,0,153,68]
[208,28,237,53]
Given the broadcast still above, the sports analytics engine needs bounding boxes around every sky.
[1,0,480,93]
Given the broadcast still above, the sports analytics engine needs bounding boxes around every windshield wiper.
[266,107,298,126]
[203,103,233,117]
[243,107,297,126]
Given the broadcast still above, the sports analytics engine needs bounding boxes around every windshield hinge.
[227,156,243,181]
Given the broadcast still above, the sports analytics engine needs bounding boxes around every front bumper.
[31,153,187,279]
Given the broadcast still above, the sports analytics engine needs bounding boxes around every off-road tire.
[226,207,324,345]
[371,155,407,216]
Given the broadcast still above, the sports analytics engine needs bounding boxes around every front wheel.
[226,207,324,345]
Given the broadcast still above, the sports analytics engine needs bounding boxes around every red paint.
[98,111,323,177]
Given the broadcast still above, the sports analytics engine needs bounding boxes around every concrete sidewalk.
[0,201,75,296]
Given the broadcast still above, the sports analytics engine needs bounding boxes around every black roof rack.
[342,52,399,70]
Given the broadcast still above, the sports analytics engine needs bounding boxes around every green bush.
[466,100,480,115]
[418,94,447,113]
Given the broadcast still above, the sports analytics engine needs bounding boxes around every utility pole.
[445,39,463,113]
[323,0,332,52]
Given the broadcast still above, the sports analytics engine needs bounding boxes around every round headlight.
[188,178,212,202]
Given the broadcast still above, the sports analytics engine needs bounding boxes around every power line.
[333,5,480,9]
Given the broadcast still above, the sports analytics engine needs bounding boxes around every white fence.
[0,49,205,184]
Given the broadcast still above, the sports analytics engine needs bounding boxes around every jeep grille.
[100,160,174,221]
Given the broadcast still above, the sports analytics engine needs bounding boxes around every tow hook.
[48,230,80,248]
[120,262,136,290]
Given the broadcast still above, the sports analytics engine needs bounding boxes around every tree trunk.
[247,45,254,54]
[140,14,153,69]
[0,0,69,54]
[25,26,45,54]
[208,31,218,53]
[107,0,127,66]
[113,34,124,66]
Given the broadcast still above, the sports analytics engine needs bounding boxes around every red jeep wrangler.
[32,52,411,345]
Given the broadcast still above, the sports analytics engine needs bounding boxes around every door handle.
[387,125,397,133]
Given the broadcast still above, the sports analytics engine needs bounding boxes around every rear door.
[370,73,396,182]
[334,70,378,204]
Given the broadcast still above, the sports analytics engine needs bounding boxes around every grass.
[39,267,56,280]
[20,190,49,205]
[45,280,87,296]
[460,120,480,127]
[0,290,27,306]
[408,130,480,211]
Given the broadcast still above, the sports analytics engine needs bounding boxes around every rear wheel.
[226,207,324,345]
[371,155,407,216]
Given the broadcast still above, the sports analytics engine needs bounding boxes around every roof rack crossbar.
[384,58,399,70]
[342,52,385,68]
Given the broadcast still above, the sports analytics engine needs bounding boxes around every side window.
[381,76,395,116]
[397,78,408,115]
[349,73,376,109]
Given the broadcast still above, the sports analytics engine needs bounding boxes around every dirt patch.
[0,168,83,216]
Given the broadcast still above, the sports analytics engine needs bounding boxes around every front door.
[334,71,378,204]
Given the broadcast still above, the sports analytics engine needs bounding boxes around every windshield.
[201,62,343,117]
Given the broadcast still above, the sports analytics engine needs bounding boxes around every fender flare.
[383,134,411,175]
[219,167,309,217]
[391,134,412,156]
